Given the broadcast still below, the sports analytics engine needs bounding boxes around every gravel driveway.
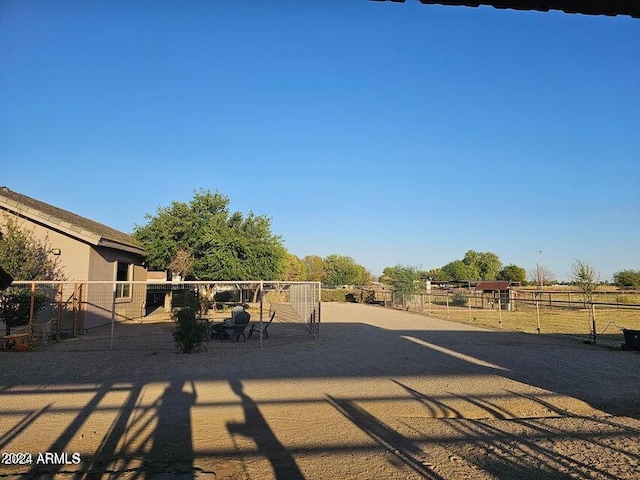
[1,302,639,479]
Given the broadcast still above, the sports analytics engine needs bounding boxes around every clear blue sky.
[2,1,638,281]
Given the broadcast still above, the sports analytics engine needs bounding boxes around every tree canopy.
[0,217,63,281]
[570,259,599,303]
[497,264,527,283]
[441,260,475,281]
[461,250,502,280]
[323,254,369,286]
[133,190,287,281]
[0,217,63,334]
[381,264,421,295]
[613,269,640,287]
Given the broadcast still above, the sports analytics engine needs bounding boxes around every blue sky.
[2,1,638,281]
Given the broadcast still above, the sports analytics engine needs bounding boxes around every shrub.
[451,291,468,306]
[172,307,207,353]
[321,289,350,302]
[616,295,632,304]
[0,286,50,335]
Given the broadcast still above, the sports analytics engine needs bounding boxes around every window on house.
[116,261,131,298]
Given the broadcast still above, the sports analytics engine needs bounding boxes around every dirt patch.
[1,302,639,479]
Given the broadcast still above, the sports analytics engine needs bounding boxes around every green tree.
[303,255,325,282]
[613,269,640,287]
[441,260,475,281]
[323,254,369,286]
[570,259,600,303]
[420,268,449,282]
[281,253,306,281]
[0,217,63,281]
[462,250,502,280]
[133,190,286,281]
[0,217,63,335]
[497,264,526,283]
[383,264,420,296]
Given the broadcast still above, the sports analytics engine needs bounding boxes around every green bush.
[321,289,350,302]
[451,291,468,307]
[0,286,50,335]
[172,307,207,353]
[171,290,199,309]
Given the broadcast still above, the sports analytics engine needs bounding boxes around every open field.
[1,302,639,479]
[411,304,640,347]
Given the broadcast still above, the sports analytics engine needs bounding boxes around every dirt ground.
[1,302,639,479]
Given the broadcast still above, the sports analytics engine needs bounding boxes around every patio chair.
[222,311,251,342]
[248,310,276,339]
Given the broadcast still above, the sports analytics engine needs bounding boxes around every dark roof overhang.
[371,1,640,18]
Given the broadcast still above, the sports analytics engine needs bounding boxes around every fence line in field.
[381,290,640,347]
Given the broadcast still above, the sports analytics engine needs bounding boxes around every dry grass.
[406,303,640,346]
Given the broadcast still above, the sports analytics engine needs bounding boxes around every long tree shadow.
[141,380,197,479]
[391,379,633,480]
[326,394,445,480]
[226,378,304,480]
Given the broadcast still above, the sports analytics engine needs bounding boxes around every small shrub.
[451,291,468,307]
[352,287,376,304]
[0,286,50,335]
[616,295,632,304]
[173,307,207,353]
[321,289,350,302]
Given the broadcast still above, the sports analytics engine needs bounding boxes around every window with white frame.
[116,261,132,298]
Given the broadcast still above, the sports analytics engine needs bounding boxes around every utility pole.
[538,250,544,290]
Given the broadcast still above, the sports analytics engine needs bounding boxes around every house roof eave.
[97,239,146,256]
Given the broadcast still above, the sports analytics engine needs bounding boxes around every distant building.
[475,281,513,310]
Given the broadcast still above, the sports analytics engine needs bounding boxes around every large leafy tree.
[441,260,475,281]
[497,264,527,283]
[281,253,306,281]
[462,250,502,280]
[133,190,286,281]
[303,255,325,282]
[323,254,369,286]
[613,269,640,287]
[0,217,63,334]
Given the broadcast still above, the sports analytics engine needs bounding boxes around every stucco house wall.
[0,186,147,330]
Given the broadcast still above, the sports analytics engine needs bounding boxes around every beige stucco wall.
[82,247,147,330]
[1,210,148,331]
[0,211,92,281]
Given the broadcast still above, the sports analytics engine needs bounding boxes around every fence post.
[28,282,35,340]
[56,283,63,340]
[468,292,472,322]
[259,281,264,348]
[446,295,450,319]
[498,298,502,327]
[110,281,116,351]
[536,301,541,334]
[72,283,78,337]
[591,303,597,345]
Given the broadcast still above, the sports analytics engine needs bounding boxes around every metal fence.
[1,280,321,351]
[387,289,640,347]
